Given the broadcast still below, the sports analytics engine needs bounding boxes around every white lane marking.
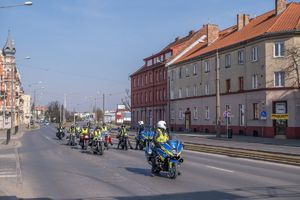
[45,136,51,141]
[15,148,22,185]
[0,171,15,175]
[185,150,228,158]
[0,154,16,159]
[0,174,17,178]
[206,165,234,173]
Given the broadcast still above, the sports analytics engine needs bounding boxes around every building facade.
[130,29,208,127]
[168,0,300,139]
[0,31,23,129]
[21,94,31,125]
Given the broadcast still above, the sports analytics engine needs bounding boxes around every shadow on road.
[125,167,150,176]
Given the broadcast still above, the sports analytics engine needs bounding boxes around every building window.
[163,70,166,80]
[226,79,231,93]
[145,74,148,85]
[205,84,209,95]
[170,70,174,81]
[160,55,164,62]
[253,103,259,120]
[185,67,190,77]
[186,87,189,97]
[165,52,172,59]
[170,90,174,100]
[239,104,245,126]
[159,70,163,81]
[205,106,210,120]
[252,74,258,89]
[238,50,245,65]
[204,60,210,73]
[150,73,152,83]
[225,54,231,68]
[193,85,197,96]
[149,91,152,102]
[179,108,183,120]
[160,90,162,101]
[274,71,285,87]
[239,76,244,91]
[251,46,258,62]
[193,107,198,120]
[145,92,148,103]
[193,64,197,75]
[147,59,153,66]
[274,42,284,58]
[171,110,175,120]
[179,88,182,98]
[163,88,166,100]
[179,67,182,79]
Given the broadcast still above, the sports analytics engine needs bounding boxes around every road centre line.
[206,165,234,173]
[0,174,17,178]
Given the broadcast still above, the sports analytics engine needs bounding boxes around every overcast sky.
[0,0,289,112]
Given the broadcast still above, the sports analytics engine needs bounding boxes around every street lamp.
[0,1,33,9]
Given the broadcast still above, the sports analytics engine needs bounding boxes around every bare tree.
[121,89,131,110]
[284,47,300,88]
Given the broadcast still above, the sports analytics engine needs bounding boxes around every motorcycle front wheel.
[168,163,178,179]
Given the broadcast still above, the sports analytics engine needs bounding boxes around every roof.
[2,30,16,56]
[131,28,208,77]
[176,2,300,64]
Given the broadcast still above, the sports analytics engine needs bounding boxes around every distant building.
[115,105,131,125]
[21,94,31,125]
[104,110,116,124]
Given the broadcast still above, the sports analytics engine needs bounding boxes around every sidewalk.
[128,131,300,156]
[0,126,26,198]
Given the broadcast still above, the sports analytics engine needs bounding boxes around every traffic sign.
[260,111,267,120]
[223,111,231,118]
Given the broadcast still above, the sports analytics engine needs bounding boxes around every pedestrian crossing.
[0,152,17,179]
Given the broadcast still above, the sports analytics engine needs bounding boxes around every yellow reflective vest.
[102,126,108,132]
[155,128,169,143]
[81,128,89,135]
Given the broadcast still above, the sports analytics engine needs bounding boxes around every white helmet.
[157,120,167,130]
[138,121,144,126]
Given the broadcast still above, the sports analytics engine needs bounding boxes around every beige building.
[21,94,31,125]
[168,0,300,139]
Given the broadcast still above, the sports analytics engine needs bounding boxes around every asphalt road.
[7,125,300,199]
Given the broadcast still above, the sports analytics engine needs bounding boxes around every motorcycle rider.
[101,123,108,132]
[135,121,145,150]
[80,125,89,144]
[92,126,102,143]
[151,120,170,176]
[117,124,133,149]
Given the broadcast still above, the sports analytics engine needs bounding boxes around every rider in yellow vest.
[93,127,102,141]
[101,123,108,132]
[152,120,169,176]
[81,126,89,136]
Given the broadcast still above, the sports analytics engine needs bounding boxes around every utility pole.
[63,94,66,123]
[10,60,15,134]
[216,49,221,137]
[102,93,105,123]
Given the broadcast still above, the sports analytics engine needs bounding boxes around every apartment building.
[130,29,207,126]
[168,0,300,139]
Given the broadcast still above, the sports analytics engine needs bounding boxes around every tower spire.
[3,30,16,56]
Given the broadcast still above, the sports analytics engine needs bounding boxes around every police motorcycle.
[145,132,184,179]
[56,126,65,140]
[136,127,155,150]
[66,126,76,146]
[75,126,81,138]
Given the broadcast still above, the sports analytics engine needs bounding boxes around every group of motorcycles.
[56,124,184,179]
[56,126,112,156]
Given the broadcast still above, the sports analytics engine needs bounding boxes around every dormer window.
[146,59,153,66]
[165,52,172,59]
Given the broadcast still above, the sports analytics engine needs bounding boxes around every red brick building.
[130,30,209,127]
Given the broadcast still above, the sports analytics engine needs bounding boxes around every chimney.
[189,30,195,36]
[237,14,250,30]
[276,0,286,15]
[205,24,219,45]
[175,37,180,42]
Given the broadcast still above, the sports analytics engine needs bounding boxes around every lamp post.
[0,1,33,9]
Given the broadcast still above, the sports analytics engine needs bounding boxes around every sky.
[0,0,292,112]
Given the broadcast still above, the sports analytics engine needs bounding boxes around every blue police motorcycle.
[145,132,184,179]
